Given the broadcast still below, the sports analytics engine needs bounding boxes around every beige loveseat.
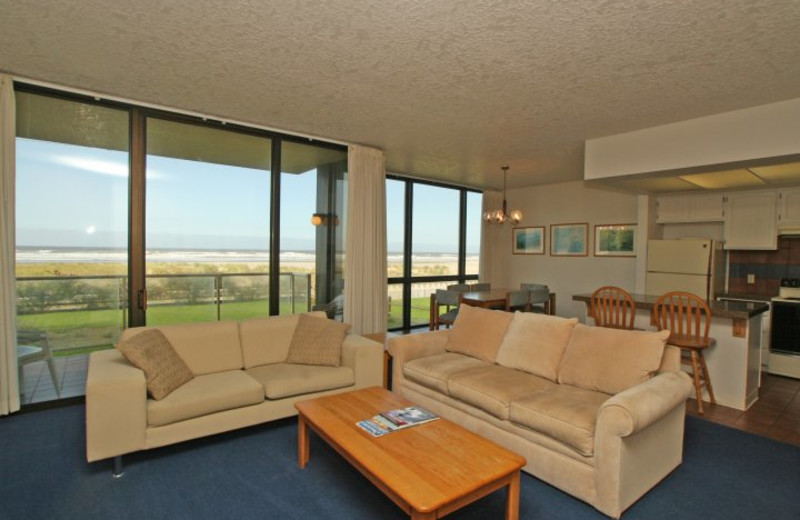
[86,312,383,474]
[389,304,693,518]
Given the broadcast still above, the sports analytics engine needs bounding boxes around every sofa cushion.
[509,385,611,456]
[445,304,514,362]
[495,312,579,382]
[239,312,330,369]
[130,321,243,376]
[448,365,556,420]
[403,352,490,394]
[558,325,669,395]
[116,328,194,400]
[285,314,350,367]
[245,363,354,399]
[147,370,264,427]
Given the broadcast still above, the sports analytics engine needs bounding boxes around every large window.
[13,85,347,405]
[387,176,482,331]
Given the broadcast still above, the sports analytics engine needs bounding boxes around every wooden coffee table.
[295,386,526,519]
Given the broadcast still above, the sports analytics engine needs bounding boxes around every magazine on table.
[356,406,439,437]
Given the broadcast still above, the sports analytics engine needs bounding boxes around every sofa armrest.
[598,371,693,437]
[388,330,449,391]
[341,334,383,389]
[85,349,148,462]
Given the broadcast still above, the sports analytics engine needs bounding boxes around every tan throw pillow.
[557,324,669,395]
[495,312,579,381]
[286,314,350,367]
[116,329,194,400]
[445,304,514,362]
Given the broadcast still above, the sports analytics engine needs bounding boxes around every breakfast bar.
[572,293,770,411]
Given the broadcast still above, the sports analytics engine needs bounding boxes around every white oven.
[769,278,800,379]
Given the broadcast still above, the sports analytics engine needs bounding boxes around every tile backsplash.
[728,237,800,297]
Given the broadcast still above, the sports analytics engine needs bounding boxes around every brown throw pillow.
[286,314,351,367]
[116,329,194,400]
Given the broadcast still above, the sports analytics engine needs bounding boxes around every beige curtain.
[343,145,387,335]
[0,74,19,415]
[479,190,506,288]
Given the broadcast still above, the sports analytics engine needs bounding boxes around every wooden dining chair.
[590,286,636,330]
[505,289,530,312]
[469,282,491,291]
[653,291,716,414]
[429,289,463,330]
[446,284,471,292]
[521,283,550,314]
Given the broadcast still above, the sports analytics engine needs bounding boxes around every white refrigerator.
[645,239,725,301]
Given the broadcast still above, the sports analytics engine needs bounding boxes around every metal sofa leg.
[112,456,123,479]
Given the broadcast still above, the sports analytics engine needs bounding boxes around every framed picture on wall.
[594,224,637,257]
[550,223,588,256]
[512,226,545,255]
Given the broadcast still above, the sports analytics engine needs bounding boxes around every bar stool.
[590,286,636,330]
[653,291,716,414]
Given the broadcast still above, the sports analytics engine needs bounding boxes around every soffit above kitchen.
[609,161,800,194]
[2,1,800,191]
[584,98,800,194]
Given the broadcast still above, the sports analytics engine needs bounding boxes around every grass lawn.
[19,296,434,355]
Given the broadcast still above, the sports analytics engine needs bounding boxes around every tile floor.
[686,372,800,447]
[19,355,800,448]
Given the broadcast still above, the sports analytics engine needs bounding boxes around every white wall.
[504,180,639,321]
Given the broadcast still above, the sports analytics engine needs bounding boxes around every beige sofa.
[86,312,383,474]
[389,304,693,518]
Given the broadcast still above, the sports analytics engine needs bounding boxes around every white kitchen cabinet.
[777,187,800,229]
[724,190,778,250]
[656,193,725,223]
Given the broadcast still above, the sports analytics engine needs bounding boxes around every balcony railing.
[16,272,312,355]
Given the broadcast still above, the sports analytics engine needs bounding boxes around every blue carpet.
[1,405,798,519]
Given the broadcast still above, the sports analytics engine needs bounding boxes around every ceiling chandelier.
[483,165,523,224]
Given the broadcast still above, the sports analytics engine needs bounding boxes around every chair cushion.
[509,385,610,456]
[147,370,264,426]
[286,314,350,367]
[245,363,354,399]
[448,365,556,420]
[445,304,514,362]
[239,314,300,369]
[438,309,459,323]
[558,325,669,395]
[116,329,194,400]
[495,312,578,382]
[403,352,490,394]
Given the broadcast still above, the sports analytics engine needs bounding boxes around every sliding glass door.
[144,117,272,325]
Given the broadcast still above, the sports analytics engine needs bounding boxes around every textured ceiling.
[1,0,800,190]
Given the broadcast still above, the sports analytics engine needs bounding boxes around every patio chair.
[17,330,60,398]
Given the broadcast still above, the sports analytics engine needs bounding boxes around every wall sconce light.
[311,213,339,226]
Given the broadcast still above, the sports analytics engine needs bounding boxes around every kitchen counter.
[572,292,766,411]
[572,293,769,321]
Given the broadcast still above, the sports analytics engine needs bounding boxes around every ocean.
[15,247,474,264]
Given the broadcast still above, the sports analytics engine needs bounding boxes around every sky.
[16,138,481,254]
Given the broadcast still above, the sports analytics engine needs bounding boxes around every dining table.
[460,288,556,315]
